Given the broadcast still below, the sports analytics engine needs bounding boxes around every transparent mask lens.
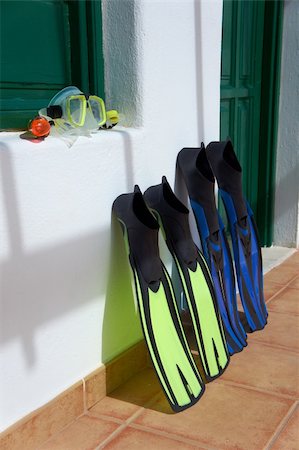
[89,97,104,125]
[68,96,85,126]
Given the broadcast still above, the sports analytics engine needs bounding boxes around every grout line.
[82,377,87,414]
[287,274,299,285]
[244,338,299,355]
[263,401,298,450]
[128,423,220,450]
[92,405,151,449]
[284,285,299,291]
[263,308,299,317]
[215,378,298,402]
[86,411,123,425]
[266,273,299,305]
[245,338,299,355]
[260,308,299,318]
[87,400,148,427]
[94,408,148,450]
[264,272,299,289]
[125,406,147,425]
[265,285,288,304]
[94,422,127,450]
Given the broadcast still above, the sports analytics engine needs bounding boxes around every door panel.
[220,0,265,214]
[220,1,283,246]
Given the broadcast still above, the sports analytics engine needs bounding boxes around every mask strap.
[100,109,119,129]
[47,105,63,119]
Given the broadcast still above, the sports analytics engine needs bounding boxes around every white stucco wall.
[273,0,299,247]
[0,0,223,431]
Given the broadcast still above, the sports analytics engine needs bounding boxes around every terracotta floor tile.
[288,276,299,290]
[279,251,299,267]
[263,282,285,302]
[264,266,298,286]
[279,260,299,273]
[89,368,162,421]
[38,415,120,450]
[103,427,202,449]
[263,275,280,288]
[133,383,293,450]
[267,287,299,315]
[236,286,277,308]
[249,311,299,352]
[1,382,84,450]
[271,405,299,450]
[220,341,299,398]
[89,396,140,423]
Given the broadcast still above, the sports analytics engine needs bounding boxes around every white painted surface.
[274,0,299,248]
[0,0,223,430]
[262,246,296,273]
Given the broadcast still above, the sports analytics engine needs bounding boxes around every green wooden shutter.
[0,0,104,130]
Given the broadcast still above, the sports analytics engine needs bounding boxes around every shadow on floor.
[103,312,211,416]
[106,366,175,415]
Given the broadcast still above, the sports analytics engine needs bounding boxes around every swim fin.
[144,176,229,381]
[112,186,204,412]
[206,139,267,331]
[177,145,247,355]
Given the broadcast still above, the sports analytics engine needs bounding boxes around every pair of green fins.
[112,140,266,412]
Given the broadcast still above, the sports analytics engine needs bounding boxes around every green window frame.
[0,0,104,130]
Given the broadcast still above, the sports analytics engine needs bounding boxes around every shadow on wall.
[174,0,204,233]
[110,129,135,192]
[0,125,137,369]
[101,211,143,364]
[101,128,144,363]
[0,143,109,366]
[172,0,205,308]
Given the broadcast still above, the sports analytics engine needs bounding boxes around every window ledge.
[0,126,145,153]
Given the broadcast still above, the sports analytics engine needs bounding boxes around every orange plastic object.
[29,117,51,137]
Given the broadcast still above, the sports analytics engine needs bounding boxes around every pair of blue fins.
[112,139,267,412]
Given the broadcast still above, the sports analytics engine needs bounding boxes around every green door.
[220,0,283,246]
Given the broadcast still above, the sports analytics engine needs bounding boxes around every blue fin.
[206,139,267,332]
[191,199,247,352]
[177,145,247,355]
[220,189,267,331]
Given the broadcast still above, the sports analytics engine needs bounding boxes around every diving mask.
[39,86,118,133]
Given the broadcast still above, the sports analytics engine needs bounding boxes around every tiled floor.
[39,251,299,450]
